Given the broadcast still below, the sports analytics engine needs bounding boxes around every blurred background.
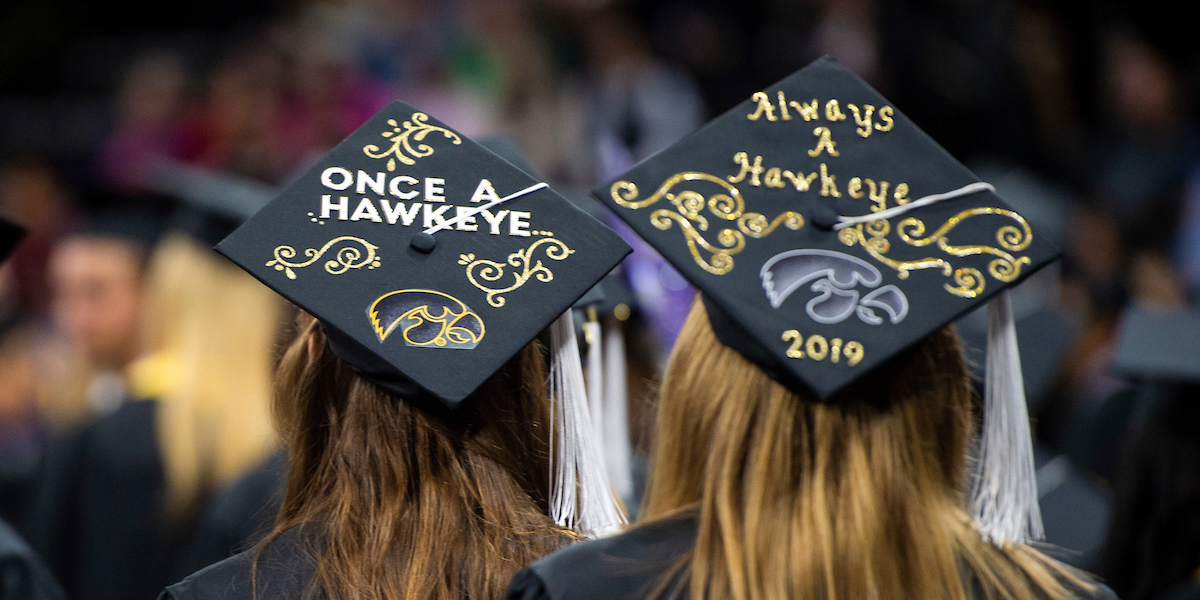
[3,0,1200,599]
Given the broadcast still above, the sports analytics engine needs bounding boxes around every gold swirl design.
[459,237,575,307]
[650,210,745,275]
[946,268,986,298]
[840,224,951,278]
[897,207,1032,283]
[266,236,380,280]
[839,207,1034,295]
[738,211,804,238]
[363,113,462,171]
[610,173,744,212]
[610,173,803,275]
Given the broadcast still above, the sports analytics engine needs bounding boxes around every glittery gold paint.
[266,236,381,279]
[362,113,462,171]
[459,237,574,307]
[610,173,804,275]
[783,330,865,366]
[838,207,1034,297]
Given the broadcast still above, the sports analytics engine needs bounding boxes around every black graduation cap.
[594,56,1059,401]
[0,216,25,263]
[217,101,631,408]
[1112,305,1200,382]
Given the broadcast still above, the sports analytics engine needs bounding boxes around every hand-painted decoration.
[837,207,1032,298]
[363,113,462,171]
[459,237,574,307]
[781,329,865,366]
[368,289,484,349]
[266,236,380,280]
[609,172,803,275]
[760,249,909,325]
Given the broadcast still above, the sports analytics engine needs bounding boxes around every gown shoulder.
[504,516,695,600]
[161,527,315,600]
[505,516,1122,600]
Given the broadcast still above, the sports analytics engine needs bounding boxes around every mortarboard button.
[410,232,437,253]
[810,204,840,230]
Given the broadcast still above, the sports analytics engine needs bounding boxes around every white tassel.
[971,291,1044,545]
[549,310,627,538]
[583,313,604,440]
[602,318,635,504]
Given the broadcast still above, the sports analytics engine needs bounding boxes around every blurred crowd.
[2,0,1200,599]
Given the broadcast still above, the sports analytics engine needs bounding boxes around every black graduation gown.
[25,400,288,600]
[171,451,287,579]
[0,517,65,600]
[160,527,314,600]
[24,399,187,600]
[503,516,1122,600]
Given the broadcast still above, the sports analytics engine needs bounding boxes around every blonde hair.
[129,233,280,515]
[641,298,1088,600]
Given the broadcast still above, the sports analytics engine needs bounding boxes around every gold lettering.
[783,170,818,192]
[848,104,875,138]
[747,92,777,121]
[893,182,910,204]
[866,179,890,212]
[875,106,894,131]
[728,152,764,186]
[808,127,840,158]
[777,91,791,120]
[792,99,820,121]
[764,167,785,188]
[825,99,847,121]
[848,177,864,199]
[820,163,840,197]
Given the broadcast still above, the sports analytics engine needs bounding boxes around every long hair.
[129,233,279,516]
[1099,382,1200,600]
[641,298,1088,600]
[262,312,573,600]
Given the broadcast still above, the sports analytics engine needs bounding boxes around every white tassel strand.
[602,318,635,505]
[583,313,604,440]
[971,291,1044,545]
[548,310,627,538]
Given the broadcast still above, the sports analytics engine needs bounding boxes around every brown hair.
[641,298,1089,600]
[261,312,574,600]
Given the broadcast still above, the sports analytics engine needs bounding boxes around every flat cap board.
[595,56,1058,399]
[218,102,630,406]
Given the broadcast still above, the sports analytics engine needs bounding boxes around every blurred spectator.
[1090,31,1198,255]
[171,43,288,182]
[809,0,879,86]
[47,221,152,418]
[0,323,43,523]
[0,159,73,316]
[271,6,395,171]
[95,53,189,193]
[582,5,704,180]
[1099,382,1200,600]
[26,228,282,600]
[456,0,593,182]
